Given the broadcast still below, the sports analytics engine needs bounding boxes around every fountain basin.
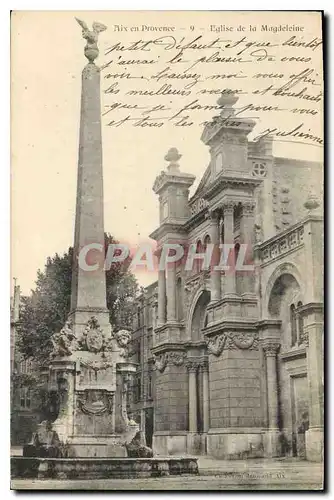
[11,456,199,479]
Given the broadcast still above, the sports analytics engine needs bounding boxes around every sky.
[11,11,323,295]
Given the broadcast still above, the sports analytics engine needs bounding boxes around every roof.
[190,162,211,201]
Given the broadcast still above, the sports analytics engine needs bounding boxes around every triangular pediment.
[190,163,212,201]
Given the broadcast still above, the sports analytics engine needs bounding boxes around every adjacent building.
[11,283,39,445]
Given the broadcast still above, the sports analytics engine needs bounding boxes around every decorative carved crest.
[79,356,113,372]
[232,332,258,350]
[206,332,259,356]
[168,351,186,366]
[81,316,104,353]
[76,389,113,415]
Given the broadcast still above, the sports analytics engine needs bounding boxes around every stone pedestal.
[48,340,139,457]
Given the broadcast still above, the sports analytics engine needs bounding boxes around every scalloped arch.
[186,287,211,340]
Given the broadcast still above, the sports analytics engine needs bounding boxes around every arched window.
[195,240,203,273]
[234,204,242,233]
[234,243,240,267]
[290,304,297,346]
[176,277,183,321]
[297,301,303,345]
[220,219,225,244]
[203,234,211,249]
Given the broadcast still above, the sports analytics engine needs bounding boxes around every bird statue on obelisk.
[69,18,110,340]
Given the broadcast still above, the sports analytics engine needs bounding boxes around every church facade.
[129,94,324,462]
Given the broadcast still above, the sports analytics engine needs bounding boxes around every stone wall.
[154,363,188,432]
[274,159,323,228]
[209,348,262,429]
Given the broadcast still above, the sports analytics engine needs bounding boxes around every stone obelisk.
[69,19,111,340]
[45,20,139,458]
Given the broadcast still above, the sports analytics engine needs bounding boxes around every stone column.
[263,341,281,457]
[140,408,146,435]
[152,287,158,346]
[300,304,324,462]
[208,210,221,302]
[240,201,256,296]
[201,360,210,433]
[186,360,198,432]
[166,262,177,323]
[157,270,166,326]
[69,59,111,338]
[71,63,107,313]
[222,202,236,296]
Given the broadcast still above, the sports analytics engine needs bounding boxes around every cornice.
[203,175,262,201]
[279,346,307,361]
[203,320,258,337]
[257,319,282,331]
[149,222,188,241]
[151,342,187,355]
[297,302,324,317]
[183,207,208,231]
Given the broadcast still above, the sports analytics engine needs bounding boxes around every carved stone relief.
[76,389,114,415]
[80,316,104,353]
[206,331,259,356]
[153,351,186,373]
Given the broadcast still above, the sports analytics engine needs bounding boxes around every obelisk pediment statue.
[75,18,107,63]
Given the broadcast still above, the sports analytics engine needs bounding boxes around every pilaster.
[208,210,221,303]
[222,201,236,297]
[298,303,324,462]
[240,201,256,297]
